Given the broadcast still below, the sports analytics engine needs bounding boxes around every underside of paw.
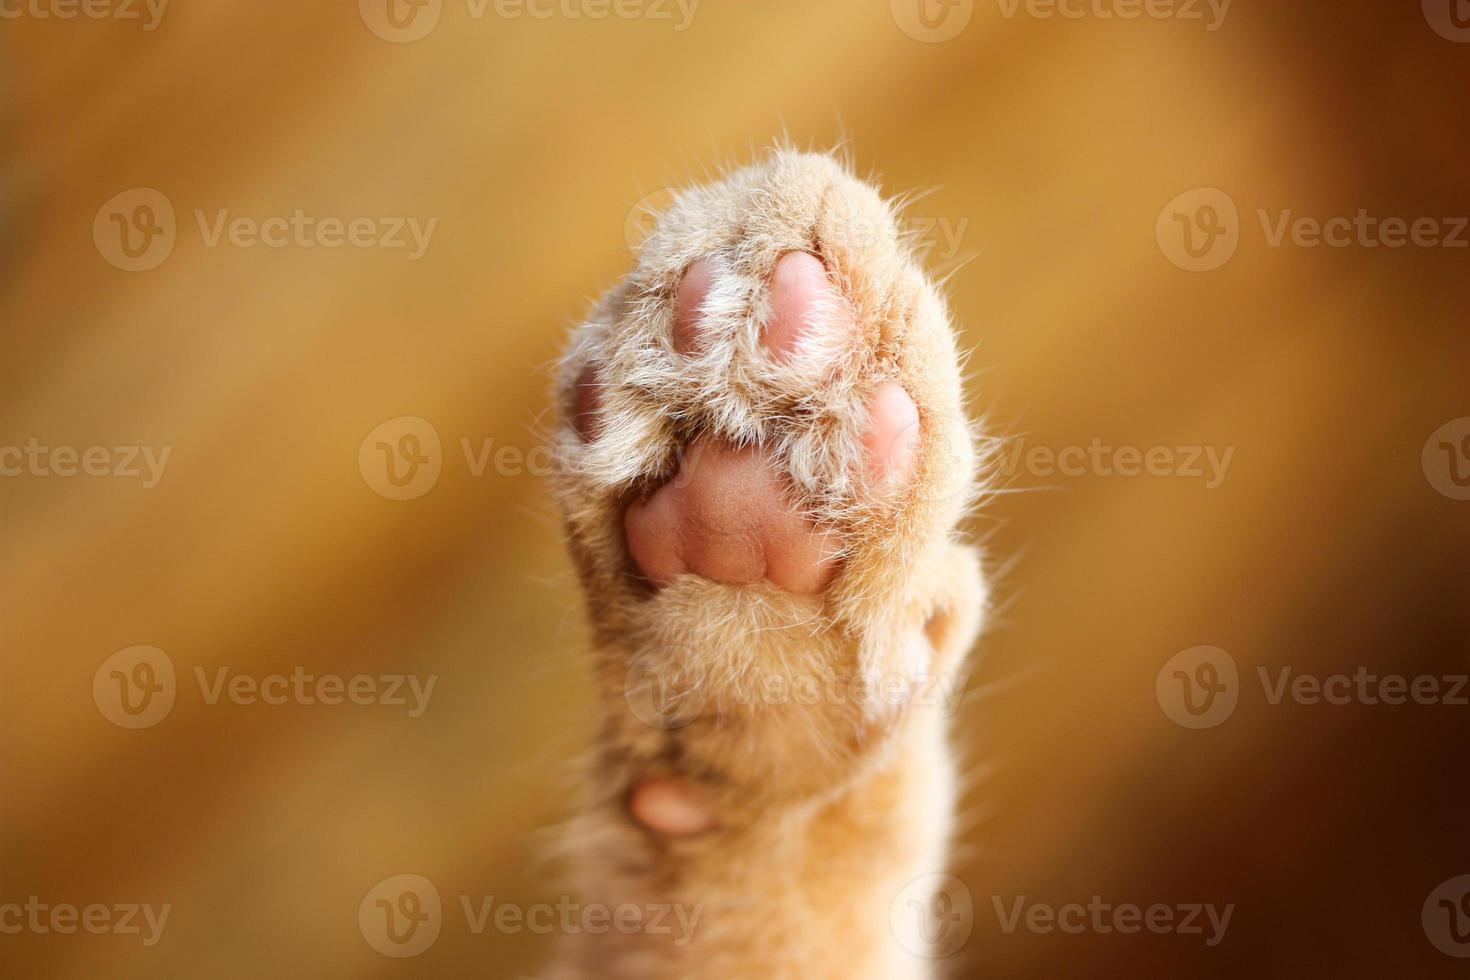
[548,148,986,979]
[554,150,976,621]
[551,147,987,817]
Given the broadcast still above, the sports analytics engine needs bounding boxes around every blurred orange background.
[2,0,1467,976]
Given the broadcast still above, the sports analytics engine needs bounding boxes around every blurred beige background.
[2,0,1468,976]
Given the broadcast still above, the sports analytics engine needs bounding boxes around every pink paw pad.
[610,253,920,595]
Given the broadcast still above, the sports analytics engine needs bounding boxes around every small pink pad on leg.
[630,777,715,836]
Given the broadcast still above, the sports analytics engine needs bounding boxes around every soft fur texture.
[546,149,987,979]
